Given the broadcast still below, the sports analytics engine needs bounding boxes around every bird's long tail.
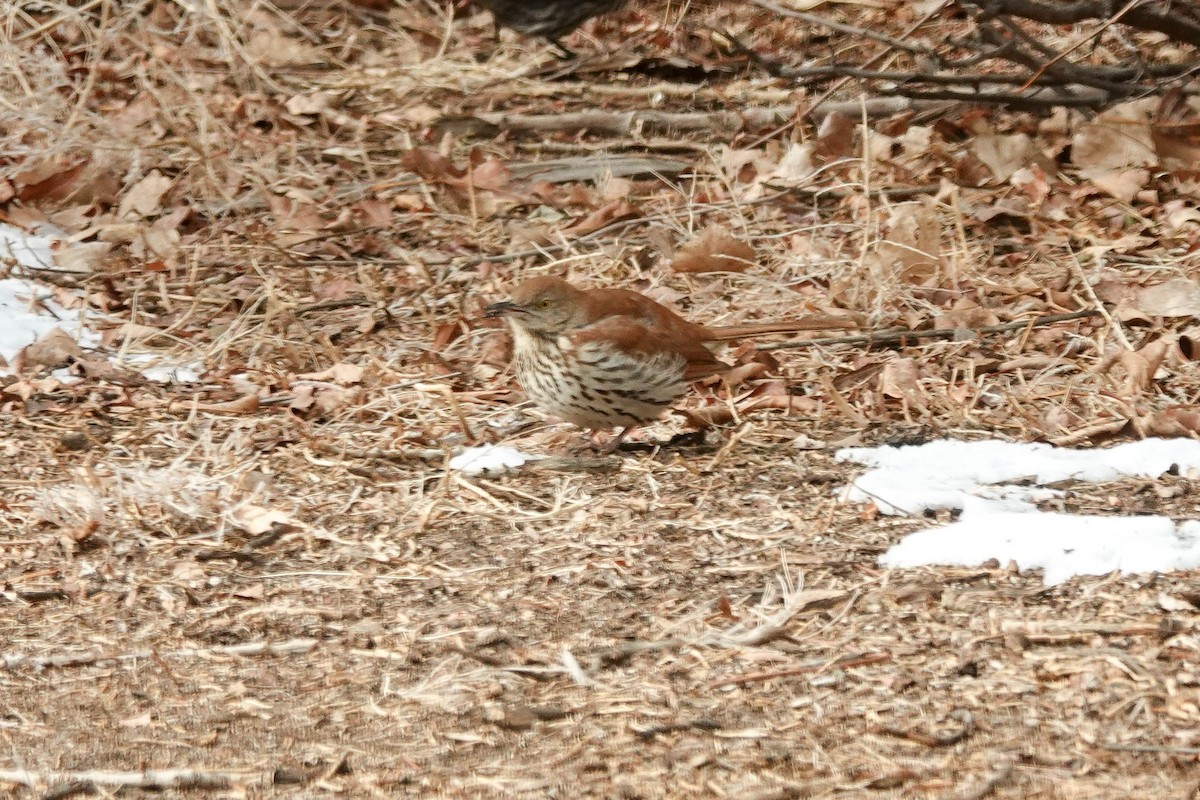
[706,315,858,341]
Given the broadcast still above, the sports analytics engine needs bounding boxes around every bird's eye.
[538,298,553,309]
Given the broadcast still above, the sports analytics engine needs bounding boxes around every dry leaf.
[313,385,357,415]
[766,143,817,185]
[1143,407,1200,437]
[877,201,942,283]
[670,226,756,273]
[1152,88,1200,168]
[298,363,364,385]
[470,159,512,191]
[565,198,640,236]
[167,396,260,414]
[880,357,923,401]
[1072,99,1158,172]
[1089,169,1150,203]
[285,91,336,116]
[17,328,84,371]
[118,170,173,218]
[53,241,111,273]
[972,132,1050,183]
[1098,339,1169,395]
[1134,278,1200,317]
[230,505,300,535]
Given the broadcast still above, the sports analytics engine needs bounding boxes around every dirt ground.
[3,1,1200,798]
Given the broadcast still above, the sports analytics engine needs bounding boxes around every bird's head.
[484,277,585,336]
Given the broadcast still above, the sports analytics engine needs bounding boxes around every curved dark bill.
[484,301,521,318]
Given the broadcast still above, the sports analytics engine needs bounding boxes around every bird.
[468,0,629,56]
[484,276,852,447]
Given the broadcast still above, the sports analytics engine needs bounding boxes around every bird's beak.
[484,300,523,318]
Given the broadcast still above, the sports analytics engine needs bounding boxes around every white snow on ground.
[449,445,530,474]
[120,353,204,383]
[837,438,1200,584]
[0,222,199,382]
[0,222,95,366]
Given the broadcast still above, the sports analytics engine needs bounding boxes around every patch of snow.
[880,497,1200,585]
[0,222,201,384]
[118,352,204,383]
[837,438,1200,584]
[450,445,530,474]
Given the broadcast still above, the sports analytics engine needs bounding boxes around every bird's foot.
[548,38,576,59]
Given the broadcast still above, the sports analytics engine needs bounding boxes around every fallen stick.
[708,651,891,688]
[0,768,299,791]
[1,638,318,671]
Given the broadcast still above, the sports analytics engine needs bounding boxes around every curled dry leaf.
[1177,327,1200,361]
[766,143,817,186]
[722,361,769,386]
[401,148,464,182]
[16,152,125,205]
[1163,200,1200,233]
[812,112,857,163]
[1011,165,1052,206]
[1152,88,1200,168]
[1142,406,1200,437]
[669,226,756,274]
[17,328,84,371]
[1098,338,1170,395]
[314,385,358,415]
[879,357,924,403]
[285,91,338,116]
[565,198,640,236]
[167,395,260,415]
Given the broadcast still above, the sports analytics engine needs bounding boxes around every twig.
[964,0,1200,49]
[306,437,448,464]
[1100,742,1200,755]
[0,768,299,791]
[708,651,891,688]
[998,620,1174,637]
[758,309,1101,351]
[748,0,937,56]
[1070,256,1134,351]
[589,638,687,669]
[877,708,975,748]
[633,719,722,739]
[525,456,623,473]
[446,645,563,682]
[940,764,1013,800]
[1,638,318,670]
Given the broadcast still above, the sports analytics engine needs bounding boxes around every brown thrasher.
[469,0,627,56]
[485,277,851,443]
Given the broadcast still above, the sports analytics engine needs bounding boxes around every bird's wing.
[583,288,714,342]
[568,317,727,382]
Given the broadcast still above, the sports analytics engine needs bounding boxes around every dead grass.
[2,1,1200,798]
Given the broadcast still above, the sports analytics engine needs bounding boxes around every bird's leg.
[548,38,576,59]
[603,425,635,453]
[571,426,635,454]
